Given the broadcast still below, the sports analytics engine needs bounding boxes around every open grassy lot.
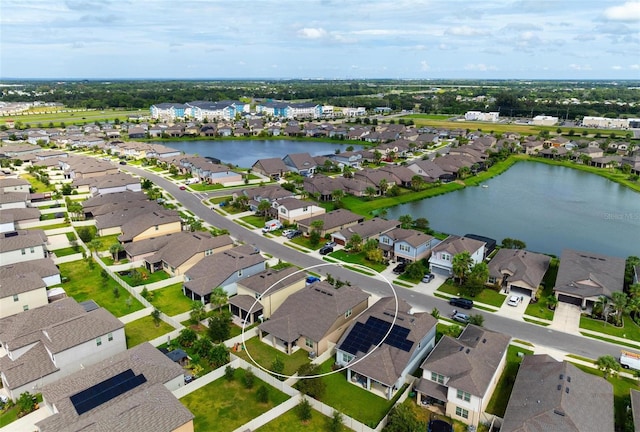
[180,367,290,432]
[147,283,193,316]
[256,406,350,432]
[208,195,232,205]
[124,315,175,348]
[437,281,506,308]
[57,260,144,317]
[580,315,640,342]
[1,108,147,127]
[328,250,387,273]
[234,337,310,377]
[485,345,534,417]
[95,233,123,249]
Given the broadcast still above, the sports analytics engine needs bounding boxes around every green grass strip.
[523,317,551,326]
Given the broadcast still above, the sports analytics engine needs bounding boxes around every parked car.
[319,245,334,255]
[507,295,522,307]
[305,276,321,285]
[452,312,470,324]
[282,229,294,237]
[286,230,302,239]
[184,374,194,384]
[449,297,474,309]
[621,350,640,370]
[262,219,283,233]
[392,262,407,274]
[179,185,186,190]
[325,241,337,248]
[422,273,435,283]
[119,160,127,165]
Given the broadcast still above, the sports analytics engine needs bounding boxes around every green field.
[124,315,175,348]
[234,337,311,377]
[147,283,194,316]
[256,406,350,432]
[1,108,147,127]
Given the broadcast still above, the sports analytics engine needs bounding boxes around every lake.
[386,162,640,258]
[156,139,362,168]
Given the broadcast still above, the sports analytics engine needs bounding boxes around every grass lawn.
[234,337,310,377]
[485,345,534,417]
[328,250,387,273]
[19,173,55,193]
[208,195,232,205]
[37,222,72,230]
[190,182,225,191]
[579,314,640,342]
[0,394,43,428]
[149,166,166,172]
[437,281,506,308]
[180,367,290,432]
[240,214,268,228]
[119,269,171,287]
[289,235,322,250]
[0,108,146,126]
[310,358,402,427]
[525,298,555,321]
[100,257,129,266]
[57,260,144,317]
[229,322,259,339]
[256,405,350,432]
[124,315,175,348]
[95,233,121,250]
[50,246,82,257]
[148,283,193,316]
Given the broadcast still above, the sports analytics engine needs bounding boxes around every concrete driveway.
[550,302,582,334]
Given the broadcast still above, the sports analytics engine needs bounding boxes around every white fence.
[20,218,66,228]
[53,253,84,264]
[119,307,154,324]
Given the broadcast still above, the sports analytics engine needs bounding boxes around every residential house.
[330,151,363,169]
[252,158,289,179]
[416,325,511,427]
[378,228,435,263]
[521,140,545,155]
[554,249,625,308]
[143,232,234,276]
[487,249,551,298]
[36,342,193,432]
[330,218,399,246]
[407,159,447,182]
[81,172,141,196]
[0,191,29,209]
[302,175,346,201]
[0,178,31,193]
[296,209,364,237]
[283,152,317,176]
[0,229,48,266]
[1,207,41,230]
[118,209,182,243]
[378,165,418,188]
[230,266,308,324]
[0,257,61,287]
[501,354,614,432]
[0,298,126,401]
[182,245,266,302]
[335,297,437,400]
[0,272,48,318]
[272,198,325,224]
[428,235,486,276]
[81,190,150,219]
[258,281,369,356]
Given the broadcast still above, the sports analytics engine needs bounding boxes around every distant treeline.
[1,79,639,120]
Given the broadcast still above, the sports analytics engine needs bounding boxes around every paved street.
[125,165,633,361]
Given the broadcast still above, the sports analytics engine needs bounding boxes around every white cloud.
[603,1,640,22]
[611,65,623,70]
[446,25,488,36]
[464,63,497,71]
[297,27,327,39]
[420,61,430,71]
[569,64,592,71]
[630,64,640,69]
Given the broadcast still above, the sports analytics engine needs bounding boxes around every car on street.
[452,312,470,324]
[319,245,334,255]
[119,160,127,165]
[392,262,407,274]
[507,295,522,307]
[179,185,186,190]
[449,297,473,309]
[422,273,435,283]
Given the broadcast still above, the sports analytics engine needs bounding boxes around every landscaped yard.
[190,182,224,191]
[580,314,640,342]
[50,246,82,257]
[208,195,232,205]
[0,394,43,428]
[20,173,55,193]
[485,345,534,417]
[525,258,558,321]
[328,250,387,273]
[124,315,175,348]
[57,260,144,317]
[148,283,193,316]
[234,337,310,377]
[180,367,290,432]
[94,234,121,250]
[118,268,171,286]
[240,214,269,228]
[255,405,350,432]
[289,235,322,250]
[437,281,506,308]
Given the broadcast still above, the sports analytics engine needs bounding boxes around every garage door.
[557,294,582,306]
[509,285,533,297]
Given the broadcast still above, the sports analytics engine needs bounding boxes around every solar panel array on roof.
[70,369,147,415]
[339,316,413,355]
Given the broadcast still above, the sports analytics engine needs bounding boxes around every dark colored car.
[392,262,407,274]
[119,160,127,165]
[286,230,302,239]
[319,245,333,255]
[449,297,474,309]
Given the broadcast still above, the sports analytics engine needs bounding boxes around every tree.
[61,182,73,195]
[610,291,628,326]
[208,343,229,368]
[243,368,255,389]
[257,199,271,220]
[431,307,440,319]
[177,328,197,347]
[398,214,413,229]
[151,309,161,327]
[364,185,377,199]
[469,314,485,327]
[411,175,425,191]
[383,403,421,432]
[378,178,389,195]
[596,355,621,379]
[332,189,345,204]
[387,184,401,196]
[207,312,231,342]
[297,397,313,422]
[502,238,527,249]
[296,363,326,398]
[77,226,95,243]
[225,365,235,381]
[109,243,124,261]
[309,229,321,247]
[210,286,229,314]
[346,233,363,252]
[271,356,285,376]
[452,251,473,286]
[190,301,206,324]
[465,262,489,297]
[256,384,269,403]
[17,391,37,416]
[329,410,344,432]
[141,178,153,190]
[192,337,212,358]
[373,149,383,165]
[413,217,430,231]
[405,261,426,281]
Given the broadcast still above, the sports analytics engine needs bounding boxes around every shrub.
[243,368,255,389]
[256,385,269,403]
[224,365,235,381]
[297,397,312,422]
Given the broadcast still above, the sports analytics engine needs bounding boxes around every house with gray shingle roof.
[0,191,29,209]
[487,249,551,298]
[416,325,511,427]
[501,354,614,432]
[429,235,486,276]
[183,244,266,303]
[81,190,149,218]
[252,157,290,179]
[0,229,48,266]
[330,218,399,246]
[378,227,435,263]
[283,152,317,176]
[259,281,369,356]
[0,177,30,193]
[407,159,447,182]
[0,272,48,318]
[118,209,182,243]
[296,209,364,237]
[272,197,325,224]
[335,297,437,400]
[0,206,41,230]
[554,249,625,308]
[0,297,126,401]
[36,343,193,432]
[94,201,168,236]
[0,257,60,287]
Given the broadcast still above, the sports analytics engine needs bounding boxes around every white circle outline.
[240,262,398,379]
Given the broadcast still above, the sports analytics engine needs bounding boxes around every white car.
[507,295,522,307]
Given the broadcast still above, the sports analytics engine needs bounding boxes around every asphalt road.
[126,165,630,361]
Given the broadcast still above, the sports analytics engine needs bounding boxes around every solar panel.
[339,316,414,355]
[70,369,147,415]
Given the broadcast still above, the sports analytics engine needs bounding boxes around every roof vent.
[554,409,565,417]
[465,348,470,354]
[567,376,571,382]
[559,374,564,380]
[482,338,487,343]
[565,387,570,394]
[557,384,562,391]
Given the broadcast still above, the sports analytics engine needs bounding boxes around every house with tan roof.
[94,201,169,236]
[230,266,308,325]
[83,172,141,196]
[283,152,317,176]
[429,235,486,276]
[407,159,448,182]
[0,298,126,401]
[36,342,193,432]
[0,206,41,231]
[258,281,369,356]
[335,297,437,400]
[378,228,435,263]
[0,191,30,209]
[553,249,625,308]
[0,229,48,266]
[487,249,551,298]
[183,245,266,303]
[416,325,511,427]
[81,190,149,219]
[0,257,61,287]
[118,209,182,243]
[501,354,614,432]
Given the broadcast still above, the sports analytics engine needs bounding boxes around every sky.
[1,0,640,80]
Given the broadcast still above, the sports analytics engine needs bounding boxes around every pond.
[156,139,362,168]
[386,162,640,258]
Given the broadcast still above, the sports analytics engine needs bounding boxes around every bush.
[297,397,312,422]
[243,368,255,389]
[256,384,269,403]
[225,365,235,381]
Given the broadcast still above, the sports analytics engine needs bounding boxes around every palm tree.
[398,214,413,229]
[257,200,271,220]
[452,252,473,286]
[331,189,345,204]
[378,178,389,196]
[610,292,629,326]
[364,186,377,199]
